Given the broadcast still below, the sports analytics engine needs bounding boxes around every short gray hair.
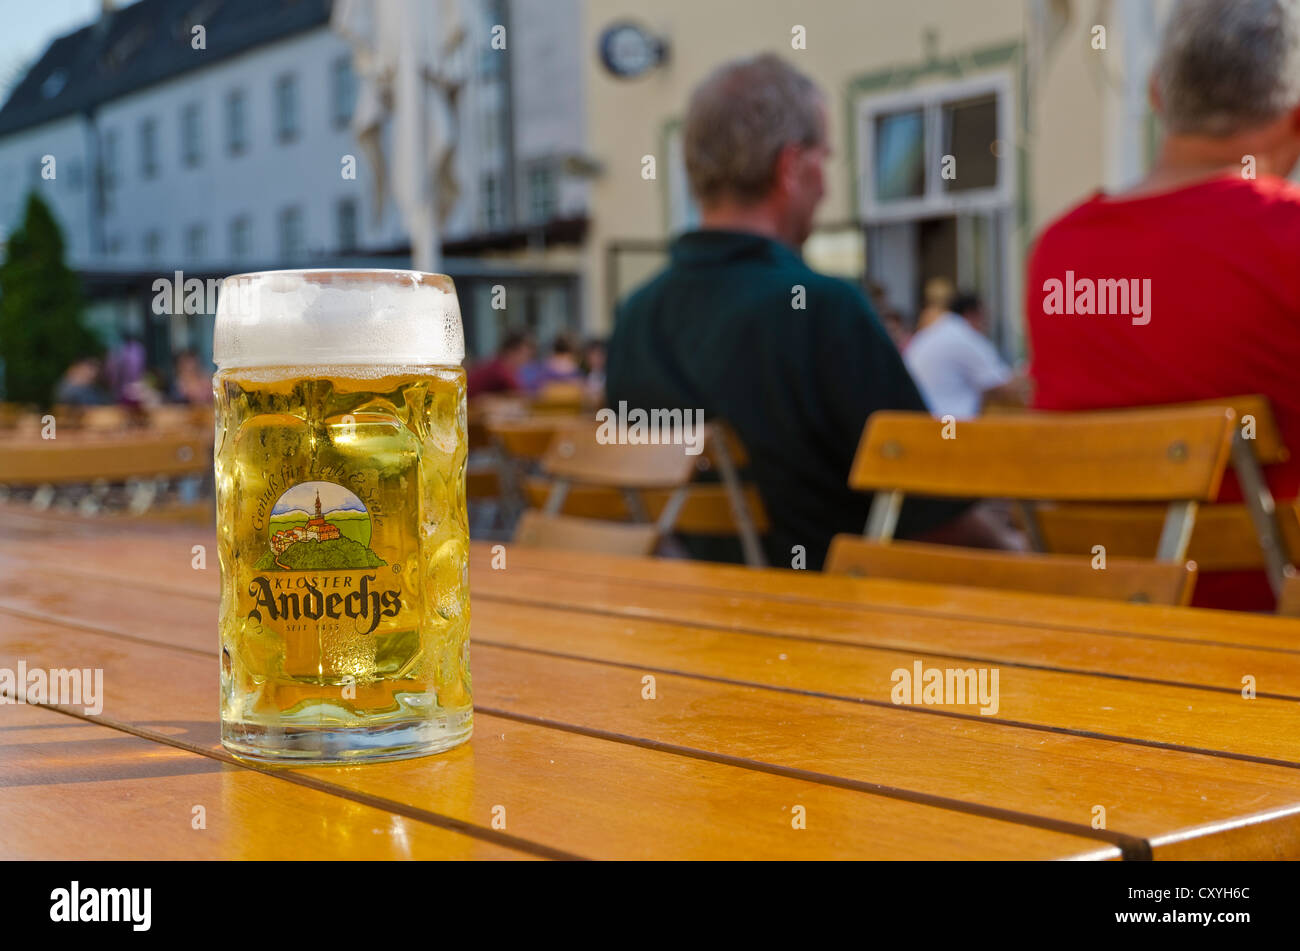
[1155,0,1300,136]
[683,54,824,204]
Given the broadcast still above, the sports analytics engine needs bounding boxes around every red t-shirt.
[1025,172,1300,611]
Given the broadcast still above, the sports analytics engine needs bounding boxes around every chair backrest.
[487,416,571,461]
[852,407,1234,561]
[851,407,1235,502]
[541,424,701,489]
[825,536,1198,605]
[0,434,211,486]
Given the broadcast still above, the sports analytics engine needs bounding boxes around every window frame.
[275,73,299,144]
[226,89,247,156]
[856,73,1014,223]
[181,102,202,168]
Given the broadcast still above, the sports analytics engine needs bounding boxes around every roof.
[0,0,332,137]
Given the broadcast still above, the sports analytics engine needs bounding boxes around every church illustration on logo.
[270,490,342,554]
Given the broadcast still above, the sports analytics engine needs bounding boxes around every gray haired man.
[1026,0,1300,611]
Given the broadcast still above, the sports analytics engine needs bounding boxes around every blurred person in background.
[905,292,1030,419]
[170,349,214,405]
[520,332,583,392]
[606,53,1019,569]
[104,333,146,408]
[1025,0,1300,610]
[583,338,608,403]
[467,330,535,398]
[914,277,956,334]
[54,356,111,406]
[865,279,910,350]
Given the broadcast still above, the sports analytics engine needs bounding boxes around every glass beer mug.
[213,270,471,763]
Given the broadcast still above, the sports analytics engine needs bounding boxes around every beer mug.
[213,270,471,763]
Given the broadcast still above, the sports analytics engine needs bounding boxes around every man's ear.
[1147,73,1162,114]
[772,144,801,196]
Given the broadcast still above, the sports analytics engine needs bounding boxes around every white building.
[0,0,588,380]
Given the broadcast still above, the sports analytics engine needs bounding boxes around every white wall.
[93,26,405,273]
[0,115,93,261]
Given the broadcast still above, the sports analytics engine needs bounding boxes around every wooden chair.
[1024,395,1294,597]
[826,406,1237,604]
[510,419,769,566]
[513,423,699,556]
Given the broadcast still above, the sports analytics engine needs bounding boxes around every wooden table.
[3,507,1300,860]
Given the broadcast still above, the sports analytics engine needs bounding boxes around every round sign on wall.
[598,22,668,79]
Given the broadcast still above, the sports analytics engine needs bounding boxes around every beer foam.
[213,270,464,369]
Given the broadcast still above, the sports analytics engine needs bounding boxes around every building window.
[527,163,557,224]
[857,78,1009,217]
[226,89,246,155]
[181,103,202,168]
[481,172,504,231]
[102,129,118,190]
[144,230,163,262]
[872,108,925,202]
[140,117,158,178]
[106,235,123,257]
[336,198,358,252]
[331,56,356,129]
[941,94,999,194]
[229,216,252,259]
[185,224,206,260]
[278,206,304,260]
[275,74,299,143]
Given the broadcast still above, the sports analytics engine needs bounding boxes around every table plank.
[469,544,1300,651]
[469,563,1300,698]
[3,605,1298,858]
[0,704,530,860]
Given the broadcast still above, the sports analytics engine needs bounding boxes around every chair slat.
[541,425,701,489]
[850,407,1235,502]
[513,511,658,557]
[826,535,1196,606]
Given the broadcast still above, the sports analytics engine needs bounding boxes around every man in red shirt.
[1025,0,1300,611]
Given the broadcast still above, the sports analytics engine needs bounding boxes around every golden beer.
[213,270,470,763]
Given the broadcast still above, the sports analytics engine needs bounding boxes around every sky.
[0,0,142,103]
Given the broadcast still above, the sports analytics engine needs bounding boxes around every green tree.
[0,192,99,407]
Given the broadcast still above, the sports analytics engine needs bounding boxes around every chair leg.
[1156,500,1198,563]
[708,430,767,568]
[1231,431,1289,597]
[864,490,903,541]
